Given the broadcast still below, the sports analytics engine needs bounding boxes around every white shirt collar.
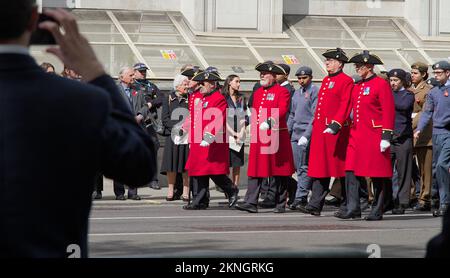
[0,45,29,55]
[281,80,290,87]
[445,80,450,87]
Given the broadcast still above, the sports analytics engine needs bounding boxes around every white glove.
[298,136,308,146]
[323,127,335,134]
[259,122,270,131]
[200,140,210,147]
[380,140,390,152]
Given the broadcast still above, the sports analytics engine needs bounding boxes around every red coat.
[345,75,395,177]
[247,83,295,177]
[308,71,353,178]
[184,90,230,176]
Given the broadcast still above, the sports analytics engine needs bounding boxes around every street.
[88,184,441,258]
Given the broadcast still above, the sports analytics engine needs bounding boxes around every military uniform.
[133,63,164,189]
[182,70,238,209]
[388,69,415,212]
[304,48,353,215]
[235,62,295,213]
[287,66,318,207]
[412,79,433,208]
[338,51,395,221]
[417,61,450,216]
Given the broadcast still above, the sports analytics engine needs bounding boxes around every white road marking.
[90,213,437,221]
[90,227,440,237]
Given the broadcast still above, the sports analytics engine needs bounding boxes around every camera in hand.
[30,14,57,45]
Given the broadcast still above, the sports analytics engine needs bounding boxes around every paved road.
[88,185,441,258]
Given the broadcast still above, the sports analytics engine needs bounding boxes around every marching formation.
[47,48,450,222]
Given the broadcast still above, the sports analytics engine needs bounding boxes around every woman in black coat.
[160,74,190,201]
[222,74,249,191]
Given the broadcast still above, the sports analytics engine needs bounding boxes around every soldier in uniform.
[235,61,295,213]
[181,69,239,210]
[415,60,450,217]
[388,69,415,215]
[336,50,395,221]
[287,66,318,209]
[133,62,164,190]
[299,48,353,216]
[410,62,433,211]
[260,63,297,208]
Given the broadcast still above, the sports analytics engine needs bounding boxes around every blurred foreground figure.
[0,1,156,257]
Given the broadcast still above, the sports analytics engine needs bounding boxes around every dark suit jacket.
[0,53,156,258]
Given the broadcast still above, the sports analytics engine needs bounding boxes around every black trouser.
[308,177,345,211]
[93,172,103,193]
[245,177,289,209]
[263,176,297,205]
[191,175,234,207]
[113,181,137,197]
[371,178,393,216]
[146,125,160,183]
[260,177,271,200]
[344,171,365,214]
[391,137,413,206]
[174,173,184,196]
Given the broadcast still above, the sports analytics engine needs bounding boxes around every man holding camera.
[0,1,156,257]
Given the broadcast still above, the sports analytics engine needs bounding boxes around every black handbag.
[145,114,170,136]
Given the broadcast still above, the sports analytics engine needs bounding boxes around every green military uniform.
[412,80,433,207]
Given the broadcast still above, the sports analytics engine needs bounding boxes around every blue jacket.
[393,88,415,139]
[0,54,156,258]
[287,83,318,142]
[418,81,450,135]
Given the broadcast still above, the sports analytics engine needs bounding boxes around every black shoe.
[324,197,340,207]
[432,205,448,217]
[333,210,345,218]
[183,203,207,210]
[334,211,361,219]
[289,199,307,210]
[115,195,126,201]
[235,203,258,213]
[258,200,276,209]
[149,182,161,190]
[392,207,405,215]
[365,214,383,221]
[392,204,408,215]
[298,205,321,216]
[128,194,141,200]
[228,189,239,208]
[273,207,286,213]
[92,191,102,200]
[413,203,431,212]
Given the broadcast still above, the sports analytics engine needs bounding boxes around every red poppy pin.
[445,90,449,97]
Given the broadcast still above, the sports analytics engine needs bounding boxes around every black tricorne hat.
[191,67,221,82]
[181,66,203,78]
[322,48,349,63]
[255,61,286,75]
[349,50,384,65]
